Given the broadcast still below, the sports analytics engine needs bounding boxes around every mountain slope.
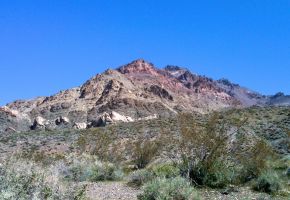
[0,59,289,133]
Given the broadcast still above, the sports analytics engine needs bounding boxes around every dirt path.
[86,182,285,200]
[86,182,141,200]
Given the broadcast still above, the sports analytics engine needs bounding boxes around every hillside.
[0,106,289,199]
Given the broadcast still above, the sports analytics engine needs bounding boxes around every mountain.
[0,59,289,133]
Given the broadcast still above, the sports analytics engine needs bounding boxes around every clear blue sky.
[0,0,289,106]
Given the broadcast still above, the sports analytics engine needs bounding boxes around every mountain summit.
[118,59,158,75]
[1,59,289,133]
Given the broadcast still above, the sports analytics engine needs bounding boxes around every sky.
[0,0,290,106]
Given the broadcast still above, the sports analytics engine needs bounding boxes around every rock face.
[0,59,289,133]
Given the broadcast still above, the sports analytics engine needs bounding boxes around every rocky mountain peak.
[117,59,158,75]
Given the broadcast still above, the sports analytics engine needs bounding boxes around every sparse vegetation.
[0,157,87,200]
[138,177,200,200]
[0,106,289,199]
[63,154,124,182]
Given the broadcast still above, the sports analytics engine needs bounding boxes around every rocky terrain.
[0,59,289,134]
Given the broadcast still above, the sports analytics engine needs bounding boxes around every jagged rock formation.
[0,59,289,133]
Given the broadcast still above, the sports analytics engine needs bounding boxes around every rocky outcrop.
[110,111,134,122]
[146,85,173,101]
[31,116,71,130]
[91,111,134,127]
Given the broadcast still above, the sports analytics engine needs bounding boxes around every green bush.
[88,161,123,182]
[138,177,200,200]
[152,163,180,179]
[235,139,276,184]
[203,163,233,188]
[65,155,123,182]
[181,162,233,189]
[127,169,155,187]
[252,171,282,194]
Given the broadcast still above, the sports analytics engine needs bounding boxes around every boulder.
[73,122,87,130]
[55,116,70,125]
[110,111,134,122]
[31,116,49,130]
[90,111,135,127]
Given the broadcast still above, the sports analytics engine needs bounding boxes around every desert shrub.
[165,111,281,189]
[91,128,116,161]
[127,169,155,187]
[0,158,87,200]
[78,128,118,161]
[138,177,200,200]
[64,154,123,182]
[168,112,245,188]
[184,161,234,188]
[88,161,123,182]
[252,170,282,194]
[234,138,276,183]
[151,163,180,179]
[131,139,160,169]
